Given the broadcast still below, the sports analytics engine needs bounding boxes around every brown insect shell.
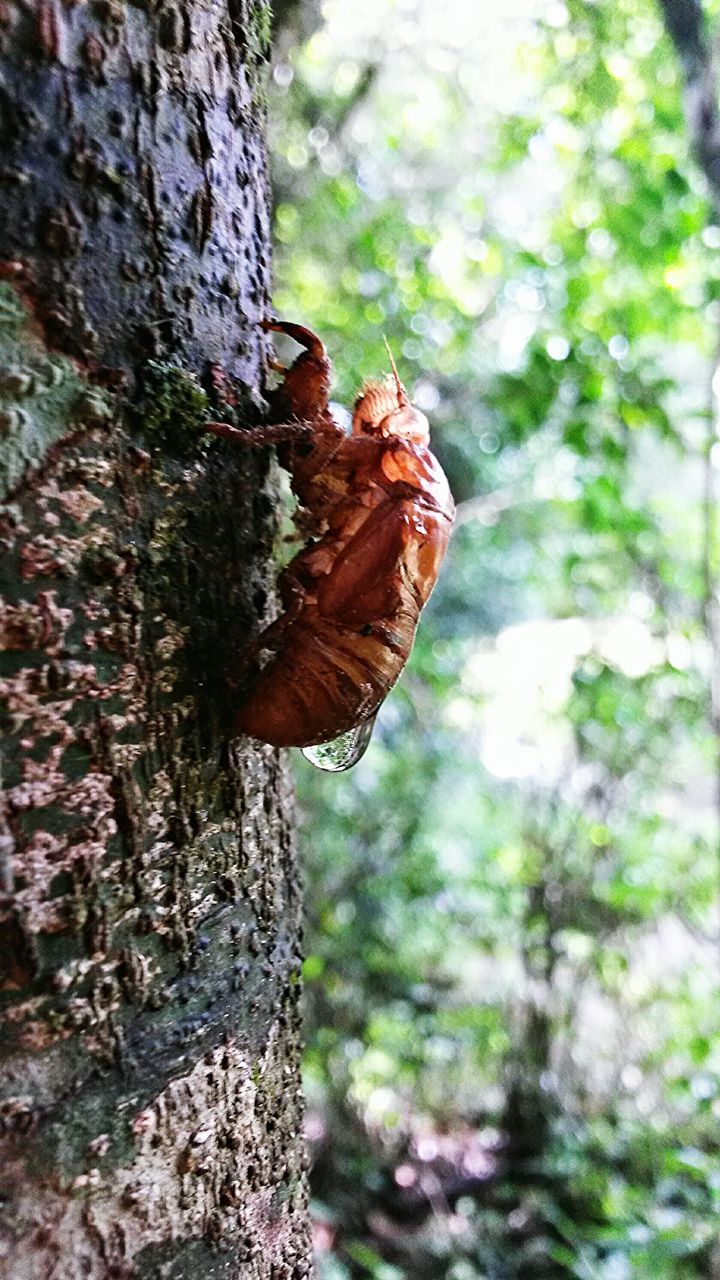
[237,444,453,747]
[235,326,454,748]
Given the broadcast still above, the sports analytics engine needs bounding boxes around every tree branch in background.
[657,0,720,215]
[658,0,720,934]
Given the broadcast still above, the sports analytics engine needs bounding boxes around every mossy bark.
[0,3,311,1277]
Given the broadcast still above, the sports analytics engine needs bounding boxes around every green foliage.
[270,0,720,1275]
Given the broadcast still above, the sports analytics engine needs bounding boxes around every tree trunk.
[0,3,311,1277]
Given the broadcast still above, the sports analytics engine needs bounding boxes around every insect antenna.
[383,335,409,405]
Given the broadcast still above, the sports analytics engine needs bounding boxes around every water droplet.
[301,714,377,772]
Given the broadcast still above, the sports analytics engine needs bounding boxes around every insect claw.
[261,318,327,361]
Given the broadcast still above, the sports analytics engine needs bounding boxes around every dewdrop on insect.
[301,713,378,772]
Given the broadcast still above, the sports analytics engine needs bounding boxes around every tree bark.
[0,3,311,1277]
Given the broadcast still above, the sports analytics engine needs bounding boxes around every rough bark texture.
[0,3,311,1277]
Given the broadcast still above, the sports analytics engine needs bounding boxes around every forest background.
[269,0,720,1276]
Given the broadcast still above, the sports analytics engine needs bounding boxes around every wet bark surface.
[0,2,311,1276]
[0,0,273,377]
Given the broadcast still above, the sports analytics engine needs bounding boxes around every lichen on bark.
[0,283,112,498]
[0,2,311,1275]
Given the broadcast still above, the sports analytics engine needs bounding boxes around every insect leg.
[261,317,327,360]
[202,420,313,445]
